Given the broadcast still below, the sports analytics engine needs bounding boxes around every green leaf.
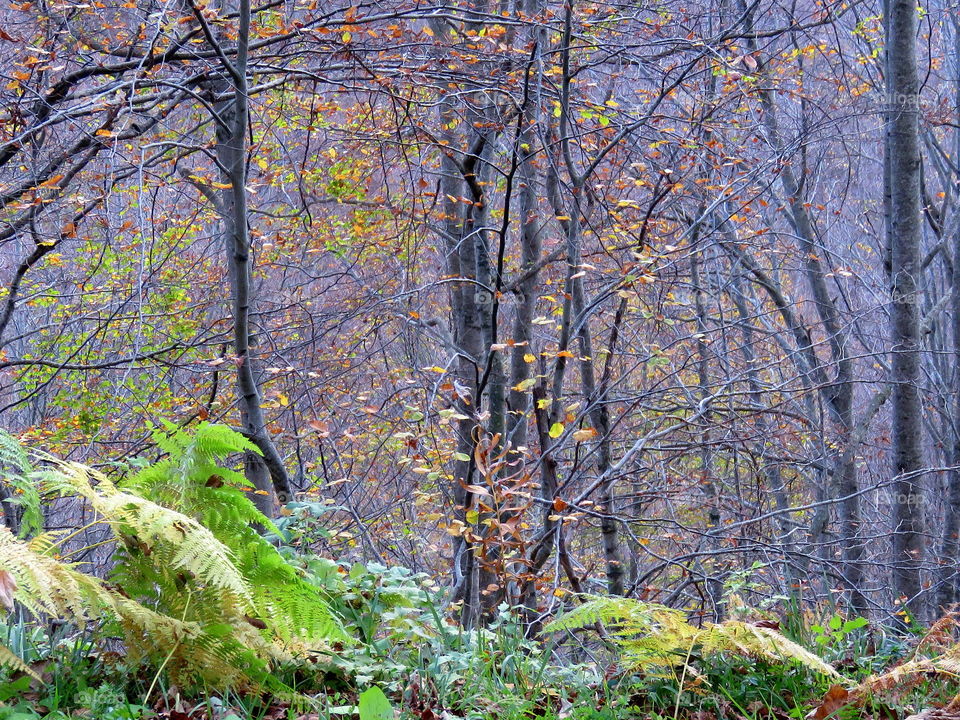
[0,675,30,702]
[842,617,868,633]
[358,686,394,720]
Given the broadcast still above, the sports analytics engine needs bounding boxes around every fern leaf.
[701,621,838,677]
[546,596,838,679]
[37,463,253,607]
[0,430,42,538]
[0,640,39,680]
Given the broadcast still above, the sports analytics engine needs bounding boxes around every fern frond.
[544,595,688,635]
[0,526,110,620]
[0,429,333,693]
[113,596,284,689]
[190,423,260,458]
[545,596,839,679]
[0,525,286,690]
[0,429,42,538]
[700,621,837,677]
[0,430,30,475]
[37,462,253,607]
[0,640,39,680]
[123,423,346,647]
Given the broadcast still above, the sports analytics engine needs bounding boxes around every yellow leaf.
[523,353,536,363]
[548,422,564,439]
[342,31,352,42]
[278,392,289,407]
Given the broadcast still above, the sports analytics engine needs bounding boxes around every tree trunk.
[213,0,291,517]
[886,0,926,621]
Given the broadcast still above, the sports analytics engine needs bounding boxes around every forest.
[1,0,960,717]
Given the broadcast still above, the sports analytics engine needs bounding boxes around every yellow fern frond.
[0,526,110,620]
[0,526,284,690]
[545,596,839,679]
[700,621,838,677]
[38,462,253,607]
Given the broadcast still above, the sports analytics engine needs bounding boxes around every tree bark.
[212,0,292,517]
[886,0,926,621]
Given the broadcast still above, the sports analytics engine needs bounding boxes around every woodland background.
[0,0,956,657]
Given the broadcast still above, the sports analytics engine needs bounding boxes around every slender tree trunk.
[556,3,623,596]
[690,238,724,616]
[887,0,926,621]
[213,0,290,517]
[727,271,798,594]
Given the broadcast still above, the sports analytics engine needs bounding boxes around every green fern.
[0,430,42,537]
[0,423,348,692]
[0,525,282,689]
[545,595,838,679]
[40,461,254,606]
[123,422,347,646]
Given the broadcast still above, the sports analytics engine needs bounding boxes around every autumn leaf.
[806,685,850,720]
[512,377,537,392]
[0,568,16,611]
[548,422,564,439]
[572,427,597,442]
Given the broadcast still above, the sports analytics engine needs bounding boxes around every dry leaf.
[806,685,850,720]
[0,568,16,611]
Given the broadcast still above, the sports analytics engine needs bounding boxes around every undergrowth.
[3,425,960,719]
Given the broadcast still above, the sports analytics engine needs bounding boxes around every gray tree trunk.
[211,0,292,517]
[886,0,927,621]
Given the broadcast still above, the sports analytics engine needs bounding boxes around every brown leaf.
[245,614,267,630]
[753,619,781,630]
[205,475,224,488]
[0,568,17,611]
[806,685,850,720]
